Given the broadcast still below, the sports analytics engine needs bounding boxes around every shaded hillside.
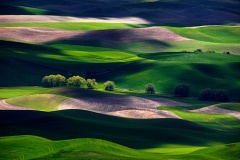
[1,0,240,25]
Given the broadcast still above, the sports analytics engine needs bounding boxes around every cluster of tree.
[174,84,190,97]
[194,49,203,53]
[199,88,230,102]
[223,51,231,54]
[145,83,190,97]
[181,49,216,53]
[42,74,66,87]
[42,74,97,89]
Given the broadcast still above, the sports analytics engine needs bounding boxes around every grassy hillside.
[0,22,147,31]
[1,109,239,149]
[1,0,239,25]
[1,38,239,100]
[0,136,161,160]
[158,106,240,130]
[6,94,69,111]
[0,86,49,100]
[165,26,240,43]
[0,4,52,15]
[1,135,239,160]
[0,0,240,159]
[215,103,240,112]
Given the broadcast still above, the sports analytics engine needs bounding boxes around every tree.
[199,88,214,101]
[194,49,202,53]
[223,51,231,54]
[146,83,155,94]
[42,74,66,87]
[67,76,86,87]
[86,79,98,89]
[104,81,115,91]
[174,84,190,97]
[213,89,230,102]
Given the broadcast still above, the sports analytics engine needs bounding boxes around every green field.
[0,0,240,159]
[215,103,240,112]
[1,135,239,160]
[0,22,147,31]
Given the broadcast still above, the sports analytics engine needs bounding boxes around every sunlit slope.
[0,136,161,160]
[165,26,240,43]
[95,52,240,100]
[0,40,141,86]
[5,94,68,111]
[1,135,239,160]
[0,22,146,31]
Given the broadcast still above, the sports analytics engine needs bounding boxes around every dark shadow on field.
[0,40,132,86]
[1,0,240,26]
[46,39,171,55]
[178,62,240,101]
[1,110,239,149]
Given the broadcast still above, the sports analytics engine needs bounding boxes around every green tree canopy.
[67,76,86,87]
[174,84,190,97]
[42,74,66,88]
[146,83,156,94]
[104,81,115,91]
[86,79,98,89]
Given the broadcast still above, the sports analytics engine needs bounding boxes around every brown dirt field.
[60,96,186,119]
[0,15,150,24]
[190,105,240,120]
[0,100,33,110]
[0,95,186,119]
[107,109,179,119]
[0,27,77,43]
[0,27,190,43]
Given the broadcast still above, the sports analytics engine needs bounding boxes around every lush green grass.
[158,106,240,130]
[0,136,161,160]
[166,40,240,55]
[142,144,206,154]
[0,135,239,160]
[0,4,51,15]
[1,109,239,149]
[190,142,240,160]
[96,58,240,100]
[1,39,239,100]
[167,26,240,43]
[165,26,240,44]
[215,103,240,112]
[0,22,147,31]
[0,86,50,99]
[6,94,69,111]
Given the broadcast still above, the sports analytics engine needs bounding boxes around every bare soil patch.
[190,105,240,120]
[0,15,150,24]
[0,100,33,110]
[0,27,77,43]
[60,96,186,119]
[0,27,189,43]
[0,95,186,119]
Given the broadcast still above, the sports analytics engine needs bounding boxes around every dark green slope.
[1,0,239,25]
[0,110,239,149]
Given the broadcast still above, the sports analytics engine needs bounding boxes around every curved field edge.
[0,135,160,160]
[0,22,148,31]
[214,103,240,112]
[158,106,240,130]
[2,109,239,149]
[0,135,239,160]
[0,86,50,100]
[5,94,69,111]
[164,26,240,44]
